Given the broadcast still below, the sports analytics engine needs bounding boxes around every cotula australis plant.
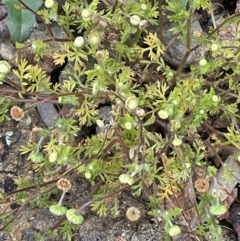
[1,0,240,240]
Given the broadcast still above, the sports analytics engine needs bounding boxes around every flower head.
[57,178,71,192]
[10,106,24,121]
[194,178,209,193]
[126,206,141,221]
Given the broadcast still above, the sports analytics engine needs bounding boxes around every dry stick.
[0,191,36,231]
[158,0,163,44]
[17,0,72,42]
[111,0,118,14]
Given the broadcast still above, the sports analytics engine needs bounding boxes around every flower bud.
[141,4,147,10]
[199,59,207,67]
[211,43,218,51]
[81,9,92,21]
[211,95,219,103]
[130,15,140,26]
[172,137,182,147]
[49,152,58,163]
[74,36,84,47]
[44,0,54,8]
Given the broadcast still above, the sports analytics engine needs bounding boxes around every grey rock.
[37,102,59,128]
[150,12,205,68]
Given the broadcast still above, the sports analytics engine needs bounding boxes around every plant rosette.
[168,225,181,237]
[29,152,44,163]
[209,204,227,216]
[49,204,67,216]
[66,209,84,224]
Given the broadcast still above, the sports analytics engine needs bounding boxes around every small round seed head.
[126,206,141,221]
[10,106,24,121]
[57,178,71,192]
[194,178,209,193]
[136,108,145,118]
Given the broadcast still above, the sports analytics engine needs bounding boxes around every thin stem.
[111,0,118,14]
[158,0,163,43]
[17,0,54,39]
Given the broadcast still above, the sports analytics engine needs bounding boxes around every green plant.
[1,0,240,240]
